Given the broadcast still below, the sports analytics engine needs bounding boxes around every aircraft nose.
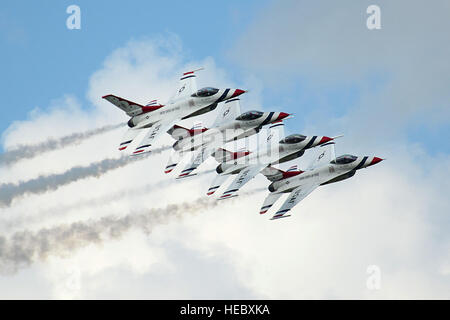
[318,136,333,144]
[230,89,246,98]
[368,157,383,166]
[275,112,290,121]
[216,164,224,174]
[172,140,181,151]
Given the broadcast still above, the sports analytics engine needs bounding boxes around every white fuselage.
[174,112,287,152]
[218,135,331,175]
[130,89,238,129]
[270,156,377,193]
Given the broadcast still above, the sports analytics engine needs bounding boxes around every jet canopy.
[279,134,307,144]
[235,110,264,121]
[191,87,219,97]
[331,154,358,164]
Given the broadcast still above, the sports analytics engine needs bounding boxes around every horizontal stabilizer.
[167,124,207,140]
[213,148,250,162]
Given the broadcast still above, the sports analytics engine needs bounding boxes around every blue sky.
[0,0,267,135]
[1,0,449,154]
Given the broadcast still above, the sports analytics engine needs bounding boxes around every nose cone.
[230,89,246,98]
[318,136,333,144]
[368,157,383,166]
[275,112,290,121]
[172,140,181,151]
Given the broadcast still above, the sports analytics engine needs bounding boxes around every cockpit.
[191,87,219,97]
[331,154,358,164]
[279,134,307,144]
[235,110,264,121]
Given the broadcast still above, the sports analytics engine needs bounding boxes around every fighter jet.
[102,69,246,154]
[259,141,383,220]
[164,97,290,177]
[207,122,334,198]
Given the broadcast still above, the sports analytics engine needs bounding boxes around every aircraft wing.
[118,127,142,151]
[219,164,266,199]
[165,149,184,174]
[177,145,214,178]
[132,120,175,155]
[270,183,319,220]
[259,192,283,214]
[102,94,162,117]
[207,174,230,196]
[211,98,241,128]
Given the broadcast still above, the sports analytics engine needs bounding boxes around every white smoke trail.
[0,169,217,231]
[0,123,125,166]
[0,146,171,207]
[0,188,265,274]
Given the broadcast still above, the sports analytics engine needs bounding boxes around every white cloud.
[0,32,448,299]
[230,0,450,136]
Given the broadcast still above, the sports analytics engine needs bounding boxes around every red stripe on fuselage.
[231,151,250,159]
[141,104,164,114]
[282,171,303,179]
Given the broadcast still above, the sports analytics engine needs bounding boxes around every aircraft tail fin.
[305,135,343,170]
[211,98,242,128]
